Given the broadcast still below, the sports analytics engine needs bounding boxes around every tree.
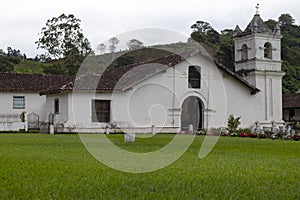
[97,43,106,54]
[36,14,92,59]
[190,21,219,43]
[43,63,67,75]
[191,21,212,34]
[0,56,20,72]
[7,47,13,56]
[108,37,119,53]
[226,114,241,135]
[127,39,143,50]
[279,13,295,27]
[265,19,277,30]
[216,42,234,70]
[206,29,220,44]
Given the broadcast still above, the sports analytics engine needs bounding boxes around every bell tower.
[233,5,285,124]
[233,5,282,78]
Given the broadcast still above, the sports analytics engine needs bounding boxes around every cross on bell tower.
[233,5,282,75]
[255,3,260,15]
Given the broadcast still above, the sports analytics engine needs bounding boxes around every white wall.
[0,92,46,121]
[222,71,284,127]
[45,53,284,133]
[46,53,239,132]
[45,93,69,124]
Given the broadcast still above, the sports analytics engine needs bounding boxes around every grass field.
[0,134,299,199]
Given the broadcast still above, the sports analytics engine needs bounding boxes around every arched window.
[241,44,248,61]
[188,66,201,88]
[264,42,272,59]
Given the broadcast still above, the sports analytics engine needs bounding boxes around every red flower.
[239,132,249,137]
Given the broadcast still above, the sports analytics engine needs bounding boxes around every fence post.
[48,113,55,134]
[24,114,28,132]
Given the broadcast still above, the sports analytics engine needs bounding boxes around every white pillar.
[151,125,155,134]
[189,124,193,134]
[24,113,28,132]
[49,125,54,134]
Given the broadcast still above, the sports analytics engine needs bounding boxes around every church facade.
[39,12,285,133]
[0,11,286,133]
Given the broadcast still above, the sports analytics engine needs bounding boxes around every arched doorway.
[181,96,203,131]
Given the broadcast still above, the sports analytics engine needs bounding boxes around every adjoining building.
[283,93,300,122]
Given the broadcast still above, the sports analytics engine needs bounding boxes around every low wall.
[0,122,25,131]
[0,114,25,131]
[56,126,181,134]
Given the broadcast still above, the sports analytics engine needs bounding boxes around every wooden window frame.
[54,98,59,114]
[13,96,25,109]
[188,66,201,89]
[91,100,111,123]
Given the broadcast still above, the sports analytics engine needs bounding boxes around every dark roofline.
[283,93,300,109]
[213,61,260,94]
[0,73,74,93]
[39,52,190,95]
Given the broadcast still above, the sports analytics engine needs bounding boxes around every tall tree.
[36,14,92,59]
[36,14,92,75]
[97,43,107,54]
[191,21,212,34]
[190,21,219,44]
[127,39,143,50]
[108,37,119,53]
[279,13,295,27]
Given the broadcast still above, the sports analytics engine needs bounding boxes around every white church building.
[0,11,286,133]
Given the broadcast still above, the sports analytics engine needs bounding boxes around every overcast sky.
[1,0,299,57]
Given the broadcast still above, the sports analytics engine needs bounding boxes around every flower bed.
[239,132,249,137]
[292,135,300,141]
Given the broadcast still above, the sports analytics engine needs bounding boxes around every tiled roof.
[283,93,300,109]
[233,14,273,37]
[0,73,74,92]
[40,51,260,95]
[244,14,271,34]
[40,53,186,94]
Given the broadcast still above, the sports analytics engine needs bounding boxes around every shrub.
[258,133,268,139]
[249,133,257,138]
[226,114,241,135]
[238,128,251,135]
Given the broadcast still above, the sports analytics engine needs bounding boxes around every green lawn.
[0,134,299,199]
